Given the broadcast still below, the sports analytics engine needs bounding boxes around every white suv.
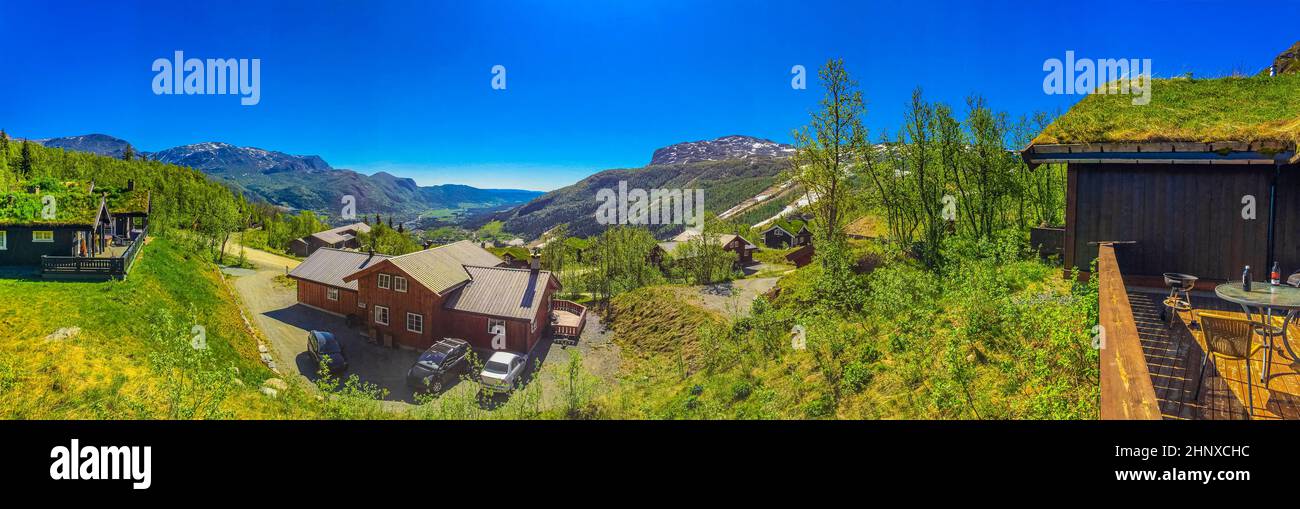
[480,351,527,392]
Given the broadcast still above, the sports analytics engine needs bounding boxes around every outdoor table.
[1214,282,1300,381]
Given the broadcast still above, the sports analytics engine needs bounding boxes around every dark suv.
[406,338,471,393]
[307,330,347,374]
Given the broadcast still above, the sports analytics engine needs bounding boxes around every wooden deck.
[550,299,587,340]
[1129,288,1300,420]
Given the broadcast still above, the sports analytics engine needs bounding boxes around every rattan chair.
[1195,311,1266,418]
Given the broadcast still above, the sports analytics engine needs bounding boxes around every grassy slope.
[0,237,314,418]
[600,240,1099,420]
[1035,73,1300,145]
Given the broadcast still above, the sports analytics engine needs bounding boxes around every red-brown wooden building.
[287,248,391,317]
[331,240,566,354]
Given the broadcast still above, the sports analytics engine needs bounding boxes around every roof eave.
[1022,141,1296,168]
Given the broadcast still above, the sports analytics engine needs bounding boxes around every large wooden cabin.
[312,240,570,354]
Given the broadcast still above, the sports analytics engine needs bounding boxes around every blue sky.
[0,0,1295,190]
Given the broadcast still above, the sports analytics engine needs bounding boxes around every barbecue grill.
[1161,272,1198,328]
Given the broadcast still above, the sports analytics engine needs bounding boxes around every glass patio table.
[1214,282,1300,381]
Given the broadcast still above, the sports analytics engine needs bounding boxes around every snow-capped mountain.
[33,134,541,219]
[151,142,332,176]
[34,134,142,159]
[649,135,794,166]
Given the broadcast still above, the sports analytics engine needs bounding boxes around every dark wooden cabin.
[760,220,812,249]
[0,182,150,276]
[1024,142,1295,288]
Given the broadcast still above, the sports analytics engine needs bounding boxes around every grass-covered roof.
[0,179,148,226]
[1033,73,1300,147]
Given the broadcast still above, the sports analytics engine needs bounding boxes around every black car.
[406,338,470,393]
[307,330,348,374]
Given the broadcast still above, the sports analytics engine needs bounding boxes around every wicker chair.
[1195,311,1265,418]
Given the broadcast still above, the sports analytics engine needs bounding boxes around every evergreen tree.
[123,143,135,161]
[19,140,33,177]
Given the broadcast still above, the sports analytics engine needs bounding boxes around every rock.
[258,343,269,353]
[259,387,278,398]
[262,378,289,392]
[44,326,81,341]
[260,353,273,364]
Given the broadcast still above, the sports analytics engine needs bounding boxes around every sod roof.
[0,181,149,227]
[1032,74,1300,147]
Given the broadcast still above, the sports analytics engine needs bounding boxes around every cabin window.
[327,287,339,301]
[32,231,54,243]
[488,318,505,335]
[358,300,366,309]
[377,274,391,290]
[374,305,389,325]
[393,276,408,293]
[0,231,6,250]
[531,319,537,334]
[406,313,423,334]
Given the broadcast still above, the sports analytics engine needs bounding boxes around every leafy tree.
[787,59,868,254]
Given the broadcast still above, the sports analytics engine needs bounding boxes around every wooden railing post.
[1098,243,1162,419]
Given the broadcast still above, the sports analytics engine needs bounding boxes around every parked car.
[307,330,347,374]
[406,338,470,393]
[479,351,528,393]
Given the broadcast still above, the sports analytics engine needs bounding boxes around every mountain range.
[483,135,797,239]
[33,134,543,221]
[37,133,801,239]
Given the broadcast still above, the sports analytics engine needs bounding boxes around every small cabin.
[289,222,371,257]
[760,220,812,249]
[0,180,150,278]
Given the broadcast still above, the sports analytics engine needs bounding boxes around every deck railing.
[551,299,587,338]
[41,227,148,279]
[1097,243,1162,419]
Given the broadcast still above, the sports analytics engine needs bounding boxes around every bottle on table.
[1243,265,1252,292]
[1272,261,1282,286]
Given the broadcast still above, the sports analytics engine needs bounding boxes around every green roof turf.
[1032,74,1300,147]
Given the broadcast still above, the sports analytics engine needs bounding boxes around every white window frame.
[394,276,408,293]
[377,273,392,290]
[374,305,389,325]
[531,319,537,334]
[358,300,366,309]
[406,312,423,334]
[327,287,339,301]
[0,231,6,250]
[32,230,54,243]
[488,318,506,334]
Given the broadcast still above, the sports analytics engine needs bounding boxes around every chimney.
[529,247,541,271]
[127,179,135,191]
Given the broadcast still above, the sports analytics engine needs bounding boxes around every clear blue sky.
[0,0,1295,190]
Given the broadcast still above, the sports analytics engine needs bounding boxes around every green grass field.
[0,237,317,419]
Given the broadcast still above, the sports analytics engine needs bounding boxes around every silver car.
[479,351,527,392]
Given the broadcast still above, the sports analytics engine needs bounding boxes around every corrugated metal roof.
[386,240,504,295]
[443,266,554,320]
[311,222,370,245]
[288,248,391,291]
